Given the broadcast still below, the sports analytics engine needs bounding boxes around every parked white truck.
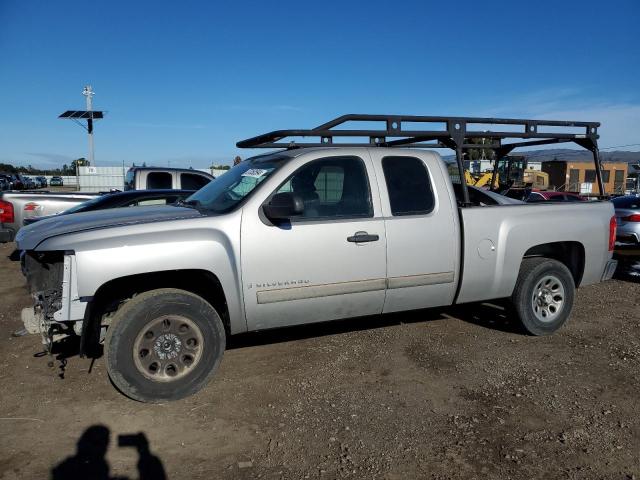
[15,115,618,402]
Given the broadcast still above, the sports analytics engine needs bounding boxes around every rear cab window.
[382,156,435,215]
[180,173,211,190]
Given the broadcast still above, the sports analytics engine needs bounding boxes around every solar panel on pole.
[58,85,105,167]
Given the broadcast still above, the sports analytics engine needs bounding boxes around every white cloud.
[479,88,640,150]
[534,103,640,149]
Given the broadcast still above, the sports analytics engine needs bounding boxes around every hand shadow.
[50,425,167,480]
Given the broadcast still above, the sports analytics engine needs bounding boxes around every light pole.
[59,86,105,191]
[82,85,96,166]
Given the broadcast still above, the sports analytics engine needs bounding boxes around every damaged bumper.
[21,251,88,347]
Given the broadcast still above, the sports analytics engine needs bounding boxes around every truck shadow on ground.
[45,301,522,361]
[227,300,521,350]
[50,425,167,480]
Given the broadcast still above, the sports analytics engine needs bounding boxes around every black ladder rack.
[236,114,605,205]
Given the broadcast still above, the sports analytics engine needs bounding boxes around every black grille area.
[23,251,64,319]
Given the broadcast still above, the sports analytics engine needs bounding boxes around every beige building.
[542,160,628,195]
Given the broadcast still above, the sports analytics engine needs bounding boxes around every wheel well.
[82,270,230,357]
[523,241,585,286]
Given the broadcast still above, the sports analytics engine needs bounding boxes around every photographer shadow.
[51,425,166,480]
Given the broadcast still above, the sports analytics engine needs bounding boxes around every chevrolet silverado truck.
[15,115,618,402]
[0,191,98,243]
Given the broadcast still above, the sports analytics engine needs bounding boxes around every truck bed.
[0,191,99,242]
[456,200,614,304]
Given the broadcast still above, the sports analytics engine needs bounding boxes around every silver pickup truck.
[0,191,98,242]
[15,115,618,402]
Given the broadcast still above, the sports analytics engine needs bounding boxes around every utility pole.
[59,85,104,170]
[82,85,96,166]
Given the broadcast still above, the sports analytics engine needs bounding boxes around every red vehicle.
[526,191,587,203]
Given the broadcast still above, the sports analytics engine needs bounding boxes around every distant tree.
[142,162,147,167]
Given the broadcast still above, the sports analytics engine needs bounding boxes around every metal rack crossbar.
[237,114,605,205]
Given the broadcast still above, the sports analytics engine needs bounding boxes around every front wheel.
[511,258,575,336]
[104,288,226,402]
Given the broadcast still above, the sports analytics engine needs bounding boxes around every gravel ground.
[0,242,639,480]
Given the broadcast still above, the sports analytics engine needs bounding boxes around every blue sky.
[1,0,638,169]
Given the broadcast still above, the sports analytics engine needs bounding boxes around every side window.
[584,169,596,183]
[382,156,435,216]
[146,172,173,189]
[124,170,135,191]
[181,173,210,190]
[601,170,611,183]
[274,156,372,220]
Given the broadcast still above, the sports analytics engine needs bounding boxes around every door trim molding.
[387,271,455,289]
[255,271,455,304]
[257,278,386,304]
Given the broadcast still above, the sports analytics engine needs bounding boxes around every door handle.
[347,231,380,243]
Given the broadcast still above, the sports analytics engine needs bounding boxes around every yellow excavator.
[463,156,549,192]
[464,170,500,189]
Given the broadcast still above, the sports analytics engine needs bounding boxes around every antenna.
[59,85,105,166]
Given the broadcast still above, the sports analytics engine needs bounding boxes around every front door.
[241,154,387,331]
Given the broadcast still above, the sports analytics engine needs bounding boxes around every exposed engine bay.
[21,251,69,349]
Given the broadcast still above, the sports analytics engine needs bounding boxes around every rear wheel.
[104,288,225,402]
[511,258,575,336]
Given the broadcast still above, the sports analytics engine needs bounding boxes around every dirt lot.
[0,242,639,480]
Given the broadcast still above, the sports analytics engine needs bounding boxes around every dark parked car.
[22,177,36,189]
[1,173,24,190]
[0,177,9,191]
[23,189,196,225]
[34,176,47,188]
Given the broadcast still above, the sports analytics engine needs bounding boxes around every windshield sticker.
[241,168,269,178]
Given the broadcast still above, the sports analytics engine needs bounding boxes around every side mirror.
[263,192,304,222]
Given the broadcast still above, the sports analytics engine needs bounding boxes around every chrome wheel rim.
[531,275,565,323]
[133,315,204,382]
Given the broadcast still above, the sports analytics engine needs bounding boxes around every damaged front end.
[21,251,86,351]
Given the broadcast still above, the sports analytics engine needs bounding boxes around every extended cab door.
[241,153,387,331]
[370,151,460,313]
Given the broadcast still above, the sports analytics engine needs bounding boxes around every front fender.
[37,214,245,333]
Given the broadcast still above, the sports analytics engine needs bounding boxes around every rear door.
[370,151,460,313]
[241,153,387,330]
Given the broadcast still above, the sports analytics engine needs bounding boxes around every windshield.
[185,155,287,213]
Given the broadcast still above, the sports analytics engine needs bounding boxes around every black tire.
[511,258,575,336]
[104,288,225,402]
